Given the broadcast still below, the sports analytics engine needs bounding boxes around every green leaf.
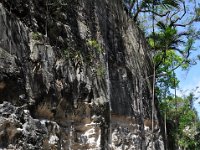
[162,0,181,9]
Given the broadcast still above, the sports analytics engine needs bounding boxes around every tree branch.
[139,10,170,17]
[172,1,186,24]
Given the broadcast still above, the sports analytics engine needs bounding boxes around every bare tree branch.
[139,10,170,17]
[172,1,186,23]
[133,0,150,21]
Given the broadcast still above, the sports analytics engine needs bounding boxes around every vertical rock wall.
[0,0,165,149]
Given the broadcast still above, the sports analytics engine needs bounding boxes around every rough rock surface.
[0,0,165,149]
[0,101,61,149]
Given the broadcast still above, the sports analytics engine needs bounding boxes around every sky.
[174,1,200,116]
[176,49,200,116]
[138,0,200,116]
[176,66,200,114]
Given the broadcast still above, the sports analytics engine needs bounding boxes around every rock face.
[0,0,165,149]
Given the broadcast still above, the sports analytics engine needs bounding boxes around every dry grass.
[42,138,57,150]
[35,103,54,120]
[0,120,21,145]
[0,81,6,90]
[42,139,50,150]
[144,119,158,128]
[111,113,135,125]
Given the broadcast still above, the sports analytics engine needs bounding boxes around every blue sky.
[176,63,200,116]
[174,0,200,116]
[176,41,200,116]
[138,0,200,115]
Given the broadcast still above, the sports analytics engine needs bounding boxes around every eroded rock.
[0,0,166,149]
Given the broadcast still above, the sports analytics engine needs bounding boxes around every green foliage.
[147,20,194,99]
[32,32,42,41]
[152,24,199,148]
[196,7,200,17]
[159,93,200,149]
[63,48,82,63]
[128,0,200,148]
[85,39,103,64]
[86,39,106,77]
[125,0,199,68]
[62,40,106,78]
[86,39,104,54]
[160,0,181,9]
[96,64,106,77]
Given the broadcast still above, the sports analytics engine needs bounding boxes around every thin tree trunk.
[151,64,155,150]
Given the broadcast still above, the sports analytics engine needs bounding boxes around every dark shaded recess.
[0,72,25,105]
[166,120,176,150]
[62,84,73,102]
[2,0,43,33]
[48,22,62,46]
[46,0,83,51]
[53,78,79,112]
[33,0,49,34]
[84,0,97,39]
[29,73,49,117]
[1,0,29,18]
[100,102,110,149]
[97,2,132,115]
[33,73,47,97]
[125,67,135,113]
[48,82,58,108]
[142,86,152,119]
[63,1,82,46]
[109,28,132,115]
[47,9,68,49]
[78,81,89,102]
[71,78,79,100]
[155,96,169,149]
[87,89,94,103]
[0,130,9,148]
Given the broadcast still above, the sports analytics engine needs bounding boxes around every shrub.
[35,103,54,120]
[86,39,104,54]
[96,64,106,77]
[32,32,42,41]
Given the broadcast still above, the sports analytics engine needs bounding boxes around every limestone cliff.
[0,0,165,149]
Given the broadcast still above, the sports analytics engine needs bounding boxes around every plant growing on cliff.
[63,48,81,61]
[32,32,42,41]
[82,39,101,65]
[96,64,106,77]
[86,39,104,54]
[35,103,54,120]
[86,39,106,77]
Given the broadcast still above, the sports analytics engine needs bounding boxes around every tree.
[123,0,200,90]
[123,0,200,66]
[159,93,200,149]
[124,0,200,149]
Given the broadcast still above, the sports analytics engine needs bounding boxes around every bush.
[32,32,42,41]
[35,103,54,120]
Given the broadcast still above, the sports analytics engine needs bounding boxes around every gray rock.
[0,0,166,149]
